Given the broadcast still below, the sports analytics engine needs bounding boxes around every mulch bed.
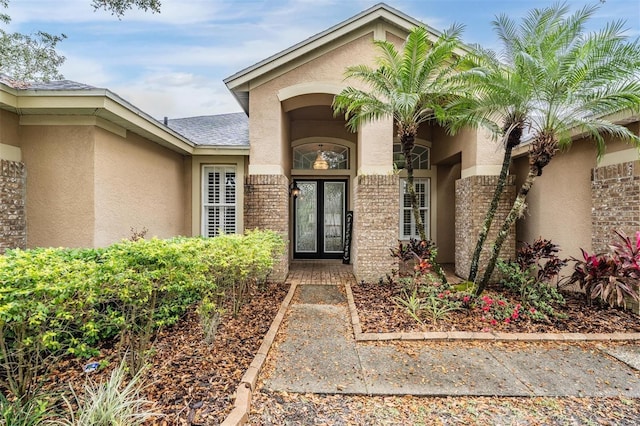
[351,281,640,334]
[250,391,640,425]
[42,282,288,425]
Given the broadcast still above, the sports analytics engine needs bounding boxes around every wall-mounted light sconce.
[290,180,301,198]
[313,144,329,170]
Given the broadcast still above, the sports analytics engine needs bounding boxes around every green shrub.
[95,238,212,373]
[198,230,284,315]
[0,248,100,398]
[0,230,284,396]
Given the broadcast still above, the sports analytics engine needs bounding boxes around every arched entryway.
[282,90,356,260]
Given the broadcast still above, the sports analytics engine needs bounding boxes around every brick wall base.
[591,161,640,253]
[244,174,289,282]
[0,159,26,254]
[353,174,399,283]
[455,175,516,281]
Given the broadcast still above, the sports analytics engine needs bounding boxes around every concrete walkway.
[263,261,640,398]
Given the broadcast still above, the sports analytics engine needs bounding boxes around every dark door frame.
[293,179,347,259]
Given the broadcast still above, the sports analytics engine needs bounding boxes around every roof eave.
[0,82,198,155]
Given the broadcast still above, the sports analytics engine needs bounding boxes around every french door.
[293,180,347,259]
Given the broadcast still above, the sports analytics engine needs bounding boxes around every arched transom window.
[393,143,430,170]
[293,143,349,170]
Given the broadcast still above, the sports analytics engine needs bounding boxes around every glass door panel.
[293,179,347,258]
[323,181,345,253]
[295,181,317,253]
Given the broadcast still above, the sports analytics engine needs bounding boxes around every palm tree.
[447,45,532,284]
[333,25,464,244]
[471,3,640,295]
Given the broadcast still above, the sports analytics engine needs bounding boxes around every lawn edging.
[344,280,640,342]
[220,280,298,426]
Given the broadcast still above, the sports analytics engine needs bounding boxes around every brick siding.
[591,161,640,252]
[244,174,290,281]
[0,159,26,253]
[455,175,516,280]
[352,174,399,283]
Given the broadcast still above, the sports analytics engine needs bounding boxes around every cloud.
[59,53,112,87]
[109,70,242,119]
[5,0,639,122]
[6,0,227,25]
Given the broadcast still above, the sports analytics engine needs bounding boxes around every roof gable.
[223,3,442,113]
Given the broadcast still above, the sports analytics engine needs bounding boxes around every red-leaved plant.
[566,230,640,308]
[389,238,447,284]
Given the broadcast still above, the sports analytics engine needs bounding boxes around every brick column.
[455,175,516,280]
[353,174,399,283]
[244,174,289,281]
[591,161,640,252]
[0,159,26,253]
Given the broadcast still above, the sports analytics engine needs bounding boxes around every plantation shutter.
[203,166,237,236]
[400,178,430,240]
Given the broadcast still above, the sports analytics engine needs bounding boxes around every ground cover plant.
[0,230,285,424]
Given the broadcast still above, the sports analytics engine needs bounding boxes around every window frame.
[202,165,238,236]
[400,177,430,240]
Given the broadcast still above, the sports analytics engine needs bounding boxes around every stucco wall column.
[0,159,26,253]
[244,174,290,281]
[455,175,516,280]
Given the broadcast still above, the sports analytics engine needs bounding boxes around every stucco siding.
[514,139,597,261]
[0,110,20,147]
[93,128,186,246]
[249,33,380,173]
[290,118,354,143]
[21,125,96,248]
[431,126,477,170]
[436,162,460,263]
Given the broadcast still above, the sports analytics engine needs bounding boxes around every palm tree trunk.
[402,134,426,241]
[467,143,513,283]
[468,123,522,284]
[402,133,447,285]
[474,133,558,295]
[406,167,426,241]
[475,168,536,295]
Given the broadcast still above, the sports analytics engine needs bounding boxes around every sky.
[4,0,639,120]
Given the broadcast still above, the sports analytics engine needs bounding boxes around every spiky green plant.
[57,362,161,426]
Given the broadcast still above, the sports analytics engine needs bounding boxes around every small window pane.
[393,143,430,170]
[293,143,349,169]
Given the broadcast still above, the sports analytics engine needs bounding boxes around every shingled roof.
[166,113,249,147]
[0,74,248,149]
[0,74,97,90]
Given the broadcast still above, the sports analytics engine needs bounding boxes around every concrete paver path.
[264,262,640,398]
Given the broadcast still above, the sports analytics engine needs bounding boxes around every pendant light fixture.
[313,144,329,170]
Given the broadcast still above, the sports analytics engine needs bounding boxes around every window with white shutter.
[400,178,430,240]
[202,166,237,236]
